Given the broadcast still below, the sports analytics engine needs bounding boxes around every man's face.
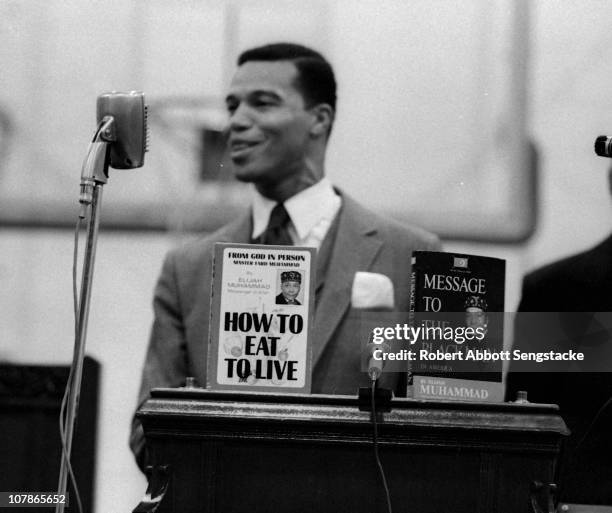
[225,61,314,186]
[281,280,301,302]
[465,307,487,330]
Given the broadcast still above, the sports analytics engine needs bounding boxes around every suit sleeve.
[516,274,536,312]
[417,228,442,252]
[505,274,548,402]
[129,250,188,471]
[428,234,442,252]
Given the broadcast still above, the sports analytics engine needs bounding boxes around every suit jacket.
[516,234,612,313]
[506,234,612,504]
[275,293,301,305]
[130,191,440,466]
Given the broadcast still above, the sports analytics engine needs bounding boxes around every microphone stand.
[56,116,116,513]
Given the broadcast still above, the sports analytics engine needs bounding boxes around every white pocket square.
[351,272,395,310]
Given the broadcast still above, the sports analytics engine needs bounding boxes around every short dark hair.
[237,42,337,111]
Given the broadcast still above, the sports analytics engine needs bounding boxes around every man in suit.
[130,42,440,468]
[276,271,302,305]
[506,173,612,504]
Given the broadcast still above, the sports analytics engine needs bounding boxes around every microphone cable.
[573,395,612,452]
[56,216,85,513]
[370,379,393,513]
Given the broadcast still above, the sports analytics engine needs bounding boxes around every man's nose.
[227,103,252,131]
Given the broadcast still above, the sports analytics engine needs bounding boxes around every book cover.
[409,251,506,396]
[207,243,315,392]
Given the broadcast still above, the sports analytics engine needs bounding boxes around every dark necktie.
[257,203,293,245]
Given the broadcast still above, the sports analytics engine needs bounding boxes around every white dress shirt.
[251,177,342,249]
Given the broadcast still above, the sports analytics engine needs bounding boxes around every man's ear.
[309,104,334,137]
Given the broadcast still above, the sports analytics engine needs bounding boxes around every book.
[412,375,505,403]
[408,251,506,399]
[207,243,315,392]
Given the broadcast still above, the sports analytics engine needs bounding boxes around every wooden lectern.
[135,388,568,513]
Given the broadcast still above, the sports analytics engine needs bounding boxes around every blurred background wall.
[2,1,612,511]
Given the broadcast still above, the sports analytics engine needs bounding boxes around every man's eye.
[253,99,275,108]
[226,104,238,113]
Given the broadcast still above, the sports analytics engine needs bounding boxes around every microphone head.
[365,341,391,381]
[97,91,148,169]
[595,135,612,158]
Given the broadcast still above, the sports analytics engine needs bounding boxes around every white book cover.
[207,243,315,392]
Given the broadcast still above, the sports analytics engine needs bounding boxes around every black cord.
[56,217,84,513]
[371,380,393,513]
[59,370,83,513]
[574,396,612,452]
[73,217,80,327]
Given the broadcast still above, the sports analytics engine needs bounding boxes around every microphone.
[96,91,149,169]
[594,135,612,158]
[79,92,149,216]
[63,92,150,512]
[365,340,391,381]
[351,272,396,382]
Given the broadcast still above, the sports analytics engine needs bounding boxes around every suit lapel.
[314,209,340,295]
[216,212,252,243]
[312,195,383,367]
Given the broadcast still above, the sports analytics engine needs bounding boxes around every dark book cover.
[409,251,506,396]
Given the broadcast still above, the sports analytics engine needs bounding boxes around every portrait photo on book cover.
[276,270,304,306]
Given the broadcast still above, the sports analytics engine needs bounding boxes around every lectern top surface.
[149,386,561,414]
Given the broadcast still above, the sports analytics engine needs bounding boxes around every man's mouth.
[229,140,262,159]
